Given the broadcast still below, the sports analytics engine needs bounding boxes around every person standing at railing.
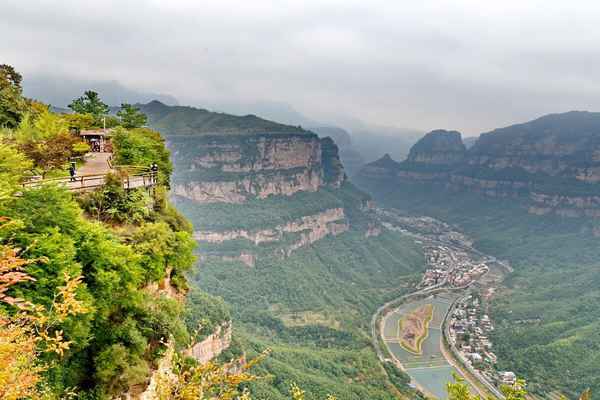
[69,162,77,182]
[150,162,158,184]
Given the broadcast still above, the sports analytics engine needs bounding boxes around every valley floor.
[372,209,510,399]
[354,178,600,397]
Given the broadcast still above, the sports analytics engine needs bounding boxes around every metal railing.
[22,171,158,192]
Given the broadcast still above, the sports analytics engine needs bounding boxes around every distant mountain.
[463,136,478,148]
[406,130,466,165]
[309,126,365,176]
[23,75,179,108]
[309,126,352,147]
[206,100,319,128]
[352,130,422,164]
[356,111,600,218]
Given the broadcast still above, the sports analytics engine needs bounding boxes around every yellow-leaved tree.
[0,244,88,400]
[0,143,32,202]
[447,374,591,400]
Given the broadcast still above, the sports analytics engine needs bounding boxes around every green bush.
[112,127,172,186]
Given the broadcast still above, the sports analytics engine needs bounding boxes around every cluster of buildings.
[448,295,517,388]
[418,245,489,289]
[387,215,453,236]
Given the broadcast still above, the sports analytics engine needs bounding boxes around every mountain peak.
[407,129,466,165]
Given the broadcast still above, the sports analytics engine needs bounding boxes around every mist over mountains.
[22,75,180,108]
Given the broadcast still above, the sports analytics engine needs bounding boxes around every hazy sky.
[3,0,600,135]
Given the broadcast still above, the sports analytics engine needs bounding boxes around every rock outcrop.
[195,208,349,258]
[173,168,323,203]
[311,126,366,176]
[356,112,600,217]
[320,137,346,188]
[186,322,232,364]
[406,129,466,165]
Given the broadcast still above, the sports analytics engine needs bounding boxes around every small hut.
[80,129,112,152]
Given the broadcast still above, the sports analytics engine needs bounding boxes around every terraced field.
[382,293,467,399]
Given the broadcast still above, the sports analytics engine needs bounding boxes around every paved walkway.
[78,152,112,175]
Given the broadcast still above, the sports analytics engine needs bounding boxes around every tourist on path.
[69,162,77,182]
[150,162,158,183]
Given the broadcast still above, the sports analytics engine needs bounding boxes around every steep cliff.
[357,130,466,183]
[452,112,600,215]
[186,322,233,364]
[320,137,347,187]
[169,133,346,204]
[311,126,366,176]
[356,112,600,218]
[195,208,349,259]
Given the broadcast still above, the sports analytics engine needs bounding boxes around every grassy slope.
[354,177,600,397]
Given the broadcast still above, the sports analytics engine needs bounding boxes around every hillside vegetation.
[186,192,427,400]
[0,66,245,399]
[138,100,310,136]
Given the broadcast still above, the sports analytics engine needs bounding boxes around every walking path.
[22,152,157,192]
[78,152,112,175]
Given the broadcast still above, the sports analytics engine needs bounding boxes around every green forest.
[0,65,255,400]
[185,195,427,399]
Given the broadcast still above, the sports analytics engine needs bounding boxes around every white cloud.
[3,0,600,134]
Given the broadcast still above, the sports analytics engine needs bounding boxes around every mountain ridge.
[137,100,311,136]
[356,110,600,218]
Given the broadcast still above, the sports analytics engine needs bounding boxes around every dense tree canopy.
[112,126,173,185]
[117,103,147,129]
[0,64,27,128]
[68,90,109,122]
[0,143,32,202]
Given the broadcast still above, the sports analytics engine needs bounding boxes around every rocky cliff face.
[528,192,600,217]
[310,126,366,176]
[461,111,600,179]
[186,322,232,364]
[357,130,467,183]
[320,137,346,188]
[170,133,345,204]
[191,134,322,172]
[195,208,349,258]
[173,168,322,203]
[356,112,600,217]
